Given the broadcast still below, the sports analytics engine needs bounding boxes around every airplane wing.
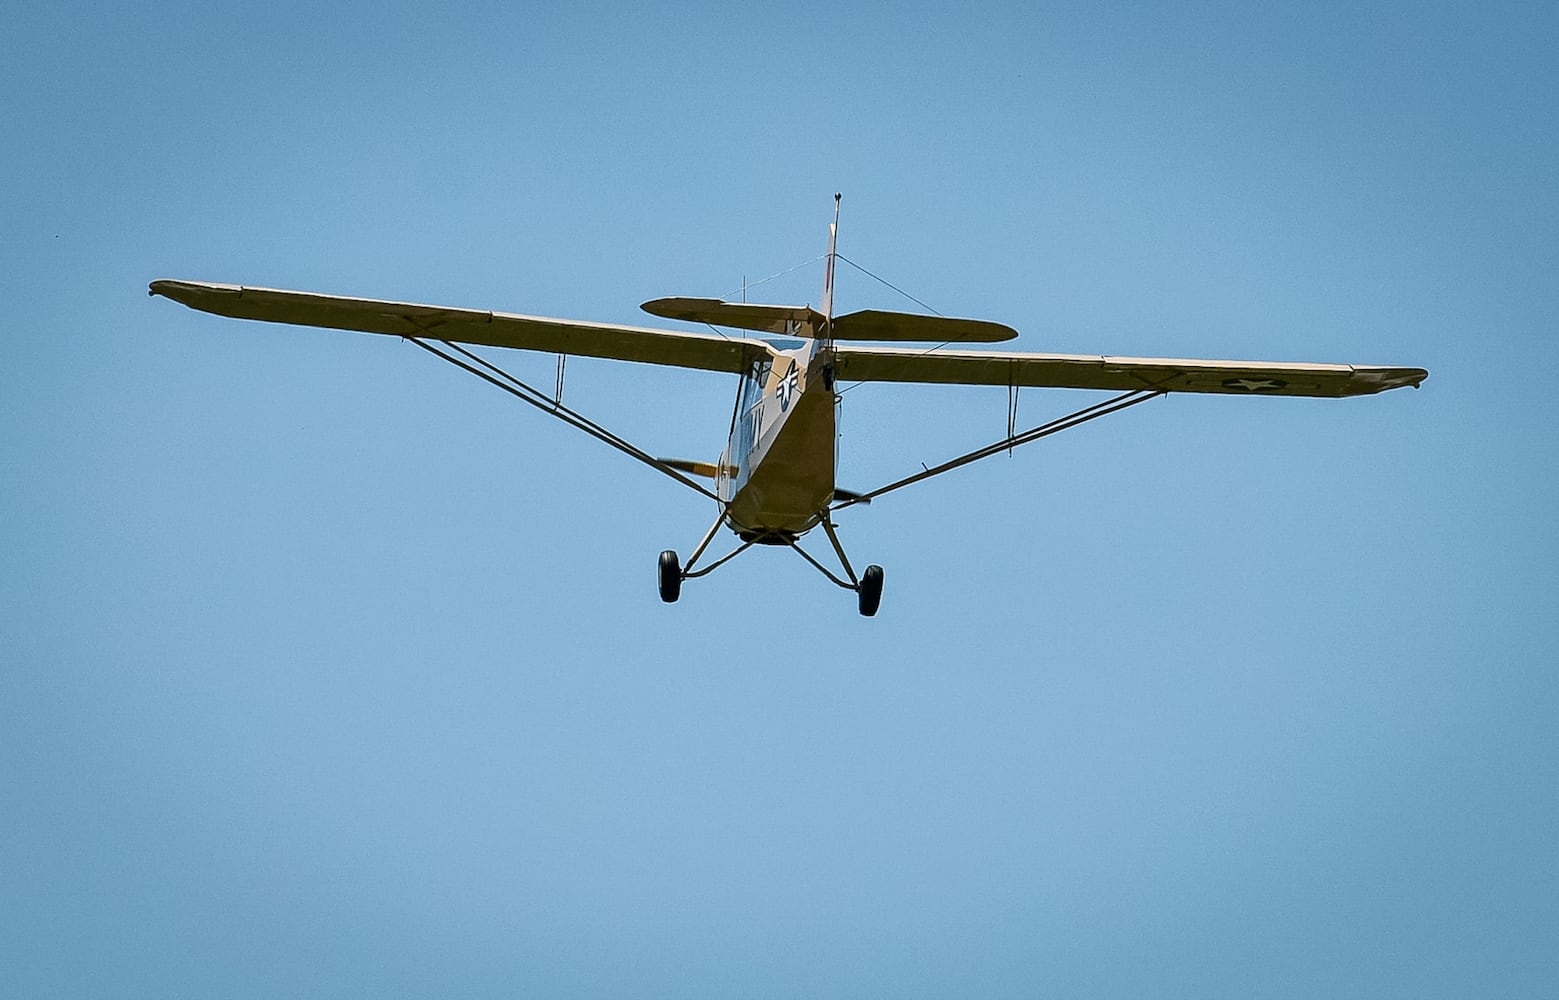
[149,280,770,374]
[832,344,1427,397]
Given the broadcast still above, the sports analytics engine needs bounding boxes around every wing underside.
[150,280,769,374]
[151,280,1427,397]
[833,344,1427,397]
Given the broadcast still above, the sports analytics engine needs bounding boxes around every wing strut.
[833,388,1165,510]
[404,336,721,502]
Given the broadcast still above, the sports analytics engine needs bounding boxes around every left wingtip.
[148,279,244,306]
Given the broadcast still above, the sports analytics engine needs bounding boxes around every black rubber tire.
[857,564,884,617]
[658,550,682,603]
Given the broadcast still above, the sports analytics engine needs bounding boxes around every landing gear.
[655,514,882,616]
[657,550,682,603]
[857,564,884,617]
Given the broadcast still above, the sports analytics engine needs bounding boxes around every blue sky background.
[4,2,1556,996]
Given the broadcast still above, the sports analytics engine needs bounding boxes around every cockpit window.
[740,357,772,414]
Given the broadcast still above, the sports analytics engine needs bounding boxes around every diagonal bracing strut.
[405,336,721,502]
[407,335,1162,594]
[832,388,1165,511]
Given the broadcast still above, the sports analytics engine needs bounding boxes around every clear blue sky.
[4,2,1556,996]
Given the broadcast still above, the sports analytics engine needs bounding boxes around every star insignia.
[1223,377,1288,392]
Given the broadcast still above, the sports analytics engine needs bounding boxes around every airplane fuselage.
[719,338,837,541]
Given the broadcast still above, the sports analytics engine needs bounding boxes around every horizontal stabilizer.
[642,297,825,335]
[831,310,1018,343]
[659,458,727,479]
[643,298,1018,343]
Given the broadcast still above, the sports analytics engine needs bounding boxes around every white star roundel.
[1222,377,1288,392]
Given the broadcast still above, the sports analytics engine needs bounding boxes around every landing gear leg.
[658,550,682,603]
[657,512,752,605]
[813,516,884,617]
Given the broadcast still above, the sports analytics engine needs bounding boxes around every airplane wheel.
[658,550,682,603]
[857,564,884,617]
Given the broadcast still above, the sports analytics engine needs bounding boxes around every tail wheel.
[857,564,884,617]
[657,550,682,603]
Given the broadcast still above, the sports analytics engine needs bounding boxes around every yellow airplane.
[151,197,1426,615]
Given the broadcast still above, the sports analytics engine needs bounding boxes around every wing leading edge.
[833,344,1427,398]
[149,280,770,374]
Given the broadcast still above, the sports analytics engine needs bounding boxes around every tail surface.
[820,193,841,324]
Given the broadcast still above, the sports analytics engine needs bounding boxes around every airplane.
[150,196,1427,616]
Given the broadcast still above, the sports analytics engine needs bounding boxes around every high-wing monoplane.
[151,197,1426,615]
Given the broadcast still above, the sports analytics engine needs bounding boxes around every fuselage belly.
[721,348,836,538]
